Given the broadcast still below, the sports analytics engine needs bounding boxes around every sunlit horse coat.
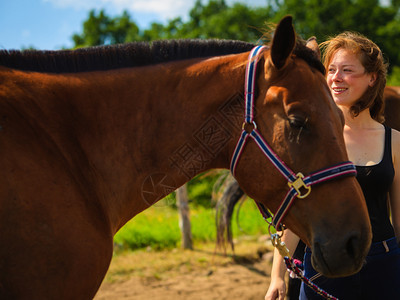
[0,16,371,299]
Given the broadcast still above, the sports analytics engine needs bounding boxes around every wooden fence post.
[176,184,193,249]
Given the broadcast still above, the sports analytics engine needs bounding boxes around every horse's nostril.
[346,234,359,260]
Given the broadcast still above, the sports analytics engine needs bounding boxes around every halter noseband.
[230,45,357,230]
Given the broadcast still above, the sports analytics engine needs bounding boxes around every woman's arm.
[390,129,400,244]
[265,229,300,300]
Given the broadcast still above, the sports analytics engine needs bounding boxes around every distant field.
[114,198,268,252]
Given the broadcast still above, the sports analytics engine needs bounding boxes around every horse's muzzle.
[311,229,371,277]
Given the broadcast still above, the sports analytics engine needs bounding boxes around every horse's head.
[232,16,372,277]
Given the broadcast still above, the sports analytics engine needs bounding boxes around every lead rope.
[271,233,339,300]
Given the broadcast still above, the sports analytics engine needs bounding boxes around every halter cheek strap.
[230,45,347,300]
[230,45,357,230]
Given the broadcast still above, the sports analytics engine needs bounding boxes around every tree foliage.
[268,0,400,72]
[72,10,139,46]
[72,0,400,72]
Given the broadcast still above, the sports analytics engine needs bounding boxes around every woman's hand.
[265,229,300,300]
[265,276,286,300]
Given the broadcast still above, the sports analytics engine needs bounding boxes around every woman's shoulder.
[391,127,400,142]
[391,128,400,142]
[390,128,400,163]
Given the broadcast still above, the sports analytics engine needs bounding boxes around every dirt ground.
[94,237,277,300]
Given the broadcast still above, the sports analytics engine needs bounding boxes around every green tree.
[72,9,140,47]
[140,0,272,42]
[72,0,400,71]
[268,0,400,70]
[110,11,140,43]
[72,10,110,47]
[72,1,272,45]
[178,0,273,41]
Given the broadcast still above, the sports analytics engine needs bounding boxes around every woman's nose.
[332,70,343,82]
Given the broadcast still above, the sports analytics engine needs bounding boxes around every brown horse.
[0,16,371,299]
[384,86,400,130]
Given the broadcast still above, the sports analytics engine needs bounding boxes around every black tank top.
[356,125,395,242]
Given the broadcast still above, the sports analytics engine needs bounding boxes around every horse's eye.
[288,116,308,130]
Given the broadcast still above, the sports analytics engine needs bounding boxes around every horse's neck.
[2,55,247,231]
[118,57,247,223]
[130,58,246,170]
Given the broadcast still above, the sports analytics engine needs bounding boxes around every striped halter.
[230,45,357,230]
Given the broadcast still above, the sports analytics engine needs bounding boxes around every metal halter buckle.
[288,172,311,199]
[271,233,291,258]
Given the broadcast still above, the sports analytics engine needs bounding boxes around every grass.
[113,198,269,252]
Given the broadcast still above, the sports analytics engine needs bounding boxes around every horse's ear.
[306,36,321,61]
[270,15,296,70]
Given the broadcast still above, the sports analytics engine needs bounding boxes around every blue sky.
[0,0,268,50]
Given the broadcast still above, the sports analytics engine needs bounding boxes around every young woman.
[265,32,400,300]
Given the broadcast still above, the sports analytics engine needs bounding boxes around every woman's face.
[326,48,376,108]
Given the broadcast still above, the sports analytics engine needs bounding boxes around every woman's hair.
[320,32,388,123]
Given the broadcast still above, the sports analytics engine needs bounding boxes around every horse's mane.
[0,38,324,75]
[0,39,255,74]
